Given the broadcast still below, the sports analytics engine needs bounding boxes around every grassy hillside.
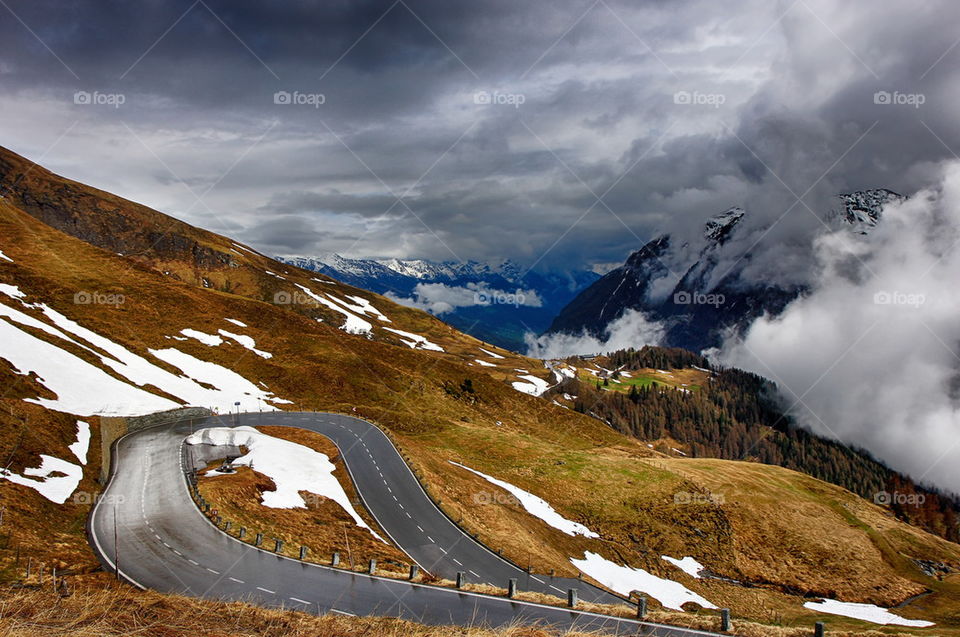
[0,146,957,635]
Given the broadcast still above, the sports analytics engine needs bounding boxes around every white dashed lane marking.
[256,586,276,594]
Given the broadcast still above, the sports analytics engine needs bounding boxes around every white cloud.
[386,282,542,315]
[715,162,960,493]
[524,309,665,359]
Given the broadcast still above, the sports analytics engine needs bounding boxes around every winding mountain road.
[88,411,722,635]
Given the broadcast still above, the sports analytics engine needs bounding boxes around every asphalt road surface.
[88,412,723,635]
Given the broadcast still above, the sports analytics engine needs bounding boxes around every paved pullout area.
[88,412,723,636]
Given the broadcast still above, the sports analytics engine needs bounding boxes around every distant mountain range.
[546,189,905,353]
[276,254,599,351]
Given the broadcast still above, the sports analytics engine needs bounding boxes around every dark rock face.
[0,148,236,271]
[546,191,902,353]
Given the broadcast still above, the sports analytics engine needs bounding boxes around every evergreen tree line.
[552,347,960,543]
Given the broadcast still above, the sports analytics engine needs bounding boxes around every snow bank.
[803,599,934,627]
[181,328,223,346]
[382,327,444,351]
[218,330,272,359]
[187,426,385,542]
[661,555,704,578]
[0,284,288,415]
[294,284,372,335]
[69,420,91,465]
[571,552,717,611]
[0,454,83,504]
[450,461,598,538]
[512,374,550,396]
[180,327,272,358]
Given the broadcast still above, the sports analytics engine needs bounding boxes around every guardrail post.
[815,622,825,637]
[224,521,232,532]
[299,546,308,560]
[368,559,377,574]
[254,533,263,547]
[567,588,578,608]
[721,608,731,632]
[456,571,465,588]
[409,564,419,580]
[637,595,647,618]
[239,527,246,539]
[274,539,283,553]
[508,578,517,598]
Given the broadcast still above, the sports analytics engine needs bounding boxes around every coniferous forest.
[551,346,960,543]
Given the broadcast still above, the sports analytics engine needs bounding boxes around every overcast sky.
[2,0,960,272]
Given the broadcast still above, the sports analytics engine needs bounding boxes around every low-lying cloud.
[524,309,665,359]
[716,162,960,494]
[387,282,542,315]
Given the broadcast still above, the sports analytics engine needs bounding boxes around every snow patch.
[0,454,83,504]
[225,318,247,328]
[661,555,704,578]
[294,284,372,335]
[571,552,716,611]
[450,461,598,538]
[218,330,272,359]
[474,359,496,367]
[382,327,444,351]
[479,348,505,359]
[181,328,223,346]
[512,374,550,396]
[69,420,91,465]
[803,599,934,628]
[0,249,12,263]
[187,426,385,542]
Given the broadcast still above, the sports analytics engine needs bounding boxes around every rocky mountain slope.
[0,146,955,634]
[279,254,598,352]
[546,190,904,353]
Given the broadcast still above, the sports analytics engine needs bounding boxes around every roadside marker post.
[721,608,731,632]
[456,571,465,588]
[567,588,578,608]
[507,578,517,598]
[815,622,825,637]
[637,595,647,618]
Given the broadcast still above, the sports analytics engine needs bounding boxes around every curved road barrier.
[88,412,723,636]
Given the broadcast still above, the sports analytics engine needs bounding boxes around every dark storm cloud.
[2,0,960,272]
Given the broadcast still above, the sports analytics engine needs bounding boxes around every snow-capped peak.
[703,207,745,243]
[836,189,906,234]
